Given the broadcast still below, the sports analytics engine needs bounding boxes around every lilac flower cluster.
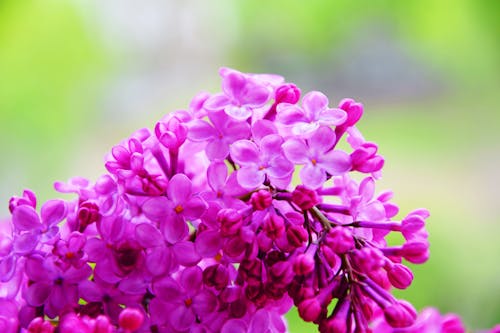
[0,68,494,332]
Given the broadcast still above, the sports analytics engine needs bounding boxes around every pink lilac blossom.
[0,67,496,333]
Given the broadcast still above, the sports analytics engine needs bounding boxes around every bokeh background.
[1,0,499,331]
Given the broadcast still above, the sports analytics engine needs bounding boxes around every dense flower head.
[0,67,494,332]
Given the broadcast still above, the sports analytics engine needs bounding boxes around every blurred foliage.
[0,0,108,207]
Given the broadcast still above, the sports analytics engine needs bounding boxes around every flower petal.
[299,164,326,190]
[192,290,217,315]
[142,197,170,222]
[135,223,164,248]
[207,162,228,191]
[309,126,336,154]
[41,200,67,226]
[204,94,230,111]
[183,197,207,220]
[167,174,192,204]
[180,266,203,292]
[173,241,201,266]
[276,104,307,125]
[321,150,352,175]
[187,120,216,141]
[236,167,264,189]
[302,91,329,118]
[318,108,347,126]
[282,138,309,164]
[162,216,188,244]
[195,230,221,258]
[25,282,51,306]
[12,206,41,231]
[230,140,260,165]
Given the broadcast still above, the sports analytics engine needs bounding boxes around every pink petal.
[153,277,182,302]
[260,134,284,158]
[318,108,347,126]
[146,247,172,276]
[236,167,264,189]
[169,305,195,331]
[95,260,121,284]
[224,105,252,121]
[204,94,230,111]
[267,156,294,179]
[222,71,247,100]
[167,174,192,204]
[41,200,67,226]
[25,282,51,306]
[292,122,319,136]
[223,120,252,141]
[251,119,277,142]
[142,197,170,222]
[276,104,307,125]
[162,216,188,244]
[0,256,16,282]
[230,140,260,165]
[221,319,247,333]
[359,177,375,201]
[135,223,164,248]
[299,164,326,189]
[302,91,329,118]
[187,120,216,141]
[63,264,92,283]
[13,232,39,255]
[207,162,228,191]
[239,82,270,106]
[309,126,336,154]
[12,206,41,231]
[85,238,106,262]
[180,266,202,292]
[282,138,309,164]
[78,280,103,302]
[183,197,208,220]
[173,241,201,266]
[320,150,351,175]
[206,139,230,160]
[192,290,217,315]
[195,230,221,257]
[25,257,49,282]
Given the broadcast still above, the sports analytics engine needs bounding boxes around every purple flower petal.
[180,266,202,292]
[222,71,247,100]
[85,238,106,262]
[318,108,347,126]
[41,200,67,226]
[251,119,277,142]
[173,241,201,266]
[13,231,39,255]
[309,127,336,154]
[12,206,41,231]
[224,105,252,121]
[78,280,103,302]
[276,104,307,125]
[236,167,264,189]
[267,156,294,179]
[142,197,170,222]
[167,174,192,204]
[282,138,309,164]
[135,223,164,248]
[153,277,182,302]
[25,282,51,306]
[320,150,351,175]
[0,256,16,282]
[187,120,216,141]
[203,94,230,111]
[302,91,329,118]
[63,264,92,283]
[300,164,326,189]
[195,230,221,257]
[183,197,207,220]
[230,140,260,165]
[207,162,228,191]
[162,216,188,244]
[192,290,217,315]
[146,247,172,276]
[221,319,247,333]
[205,139,230,160]
[169,305,195,331]
[25,257,50,282]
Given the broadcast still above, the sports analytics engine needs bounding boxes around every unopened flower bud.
[275,83,301,104]
[118,308,144,332]
[325,227,354,254]
[384,300,417,328]
[263,214,285,240]
[292,185,321,210]
[387,263,413,289]
[217,208,243,237]
[298,298,322,322]
[293,253,315,275]
[250,189,272,210]
[402,240,429,264]
[286,225,308,248]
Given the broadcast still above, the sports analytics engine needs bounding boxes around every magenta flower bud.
[401,215,425,239]
[293,253,315,275]
[94,315,113,333]
[298,298,322,322]
[27,317,54,333]
[250,189,273,210]
[217,208,243,237]
[320,245,338,268]
[338,98,363,127]
[263,214,285,240]
[402,240,430,264]
[275,83,301,104]
[384,300,417,328]
[286,225,308,248]
[77,201,100,232]
[9,189,37,213]
[352,247,384,273]
[155,116,188,150]
[387,263,414,289]
[292,185,321,210]
[118,308,144,332]
[325,227,354,254]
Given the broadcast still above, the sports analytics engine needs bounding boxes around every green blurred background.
[1,0,499,331]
